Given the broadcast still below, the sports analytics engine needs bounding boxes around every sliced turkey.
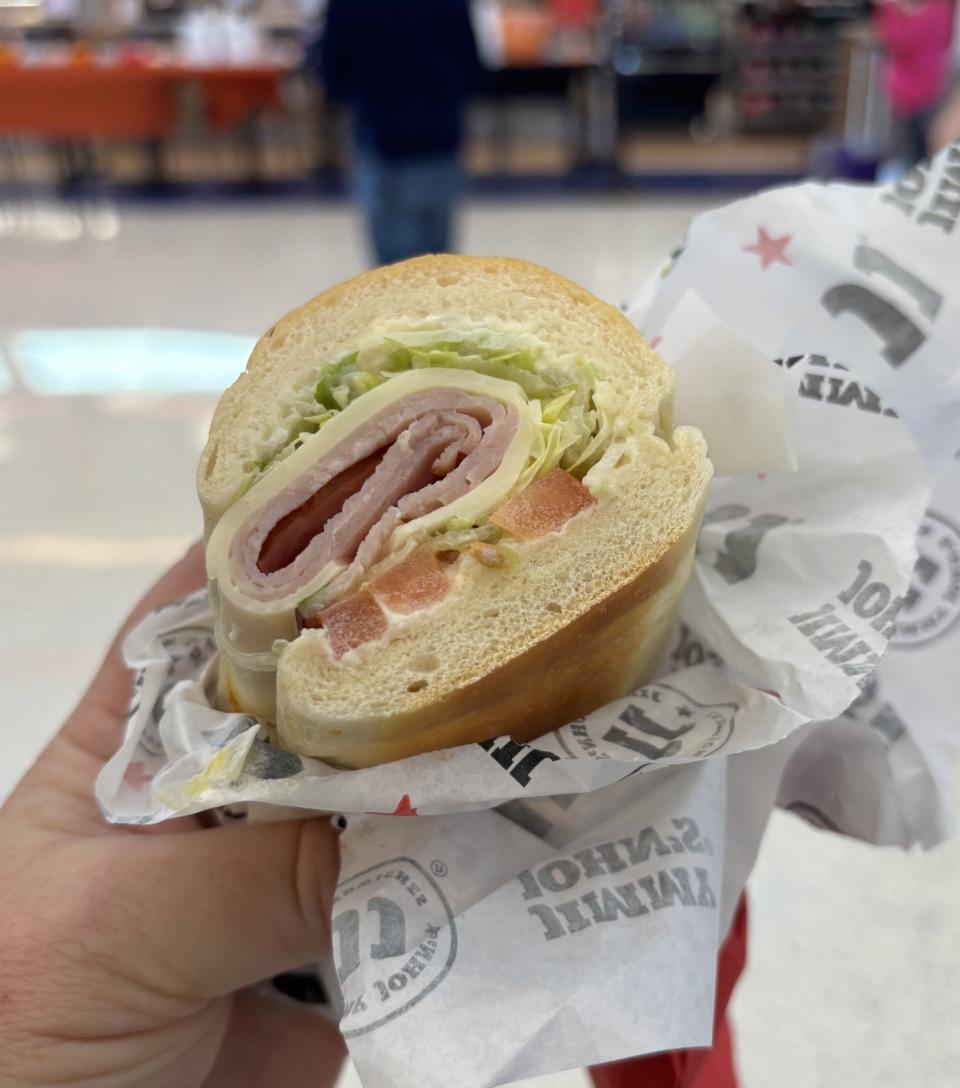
[228,387,519,611]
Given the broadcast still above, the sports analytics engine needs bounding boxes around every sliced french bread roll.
[199,255,712,768]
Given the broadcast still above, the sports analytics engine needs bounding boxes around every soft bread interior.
[198,255,676,536]
[277,422,708,744]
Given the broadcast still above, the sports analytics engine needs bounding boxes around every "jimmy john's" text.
[516,817,717,940]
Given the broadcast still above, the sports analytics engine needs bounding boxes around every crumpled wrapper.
[97,144,960,1088]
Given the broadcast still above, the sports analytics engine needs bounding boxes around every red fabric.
[875,1,954,116]
[589,896,748,1088]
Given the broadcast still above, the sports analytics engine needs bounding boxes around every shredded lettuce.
[308,327,609,480]
[253,325,616,495]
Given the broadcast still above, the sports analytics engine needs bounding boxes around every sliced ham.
[257,449,384,575]
[229,388,519,611]
[490,468,594,540]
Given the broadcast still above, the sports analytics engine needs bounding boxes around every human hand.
[0,545,345,1088]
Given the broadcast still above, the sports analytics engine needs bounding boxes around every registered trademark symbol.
[430,859,448,877]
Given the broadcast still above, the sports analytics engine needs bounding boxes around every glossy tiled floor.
[1,196,958,1088]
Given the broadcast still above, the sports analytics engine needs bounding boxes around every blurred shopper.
[313,0,485,266]
[875,0,955,164]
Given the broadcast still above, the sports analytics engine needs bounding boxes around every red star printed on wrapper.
[392,794,418,816]
[743,226,792,270]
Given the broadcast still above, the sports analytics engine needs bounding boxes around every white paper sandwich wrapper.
[630,143,960,851]
[97,144,960,1088]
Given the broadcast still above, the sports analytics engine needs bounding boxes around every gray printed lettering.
[555,899,592,934]
[673,816,705,853]
[669,867,698,906]
[527,904,565,940]
[808,623,859,657]
[917,210,954,233]
[572,842,629,878]
[853,582,891,619]
[788,603,837,634]
[838,559,872,604]
[714,514,790,584]
[830,380,883,413]
[403,954,426,979]
[853,244,943,320]
[892,164,927,201]
[333,908,361,983]
[619,827,673,865]
[821,283,925,368]
[368,896,406,960]
[538,859,581,894]
[882,192,914,216]
[582,885,650,923]
[516,868,544,901]
[871,597,903,637]
[634,870,697,911]
[695,868,717,907]
[799,371,825,400]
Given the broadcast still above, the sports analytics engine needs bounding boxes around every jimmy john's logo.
[555,683,735,763]
[893,511,960,647]
[332,857,456,1037]
[820,242,943,369]
[604,684,735,761]
[517,816,717,941]
[477,737,560,786]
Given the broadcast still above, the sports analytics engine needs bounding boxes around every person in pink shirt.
[875,0,956,163]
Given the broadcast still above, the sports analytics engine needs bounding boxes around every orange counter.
[0,62,286,139]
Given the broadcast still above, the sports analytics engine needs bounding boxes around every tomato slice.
[370,542,450,614]
[316,589,387,658]
[490,468,595,540]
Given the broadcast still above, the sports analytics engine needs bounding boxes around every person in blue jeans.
[314,0,485,266]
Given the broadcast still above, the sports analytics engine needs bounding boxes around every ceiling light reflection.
[12,328,256,395]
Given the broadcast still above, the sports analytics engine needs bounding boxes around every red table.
[0,61,286,139]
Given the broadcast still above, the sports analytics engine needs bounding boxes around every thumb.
[121,816,342,998]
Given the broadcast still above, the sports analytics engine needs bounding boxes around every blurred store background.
[2,3,959,1088]
[0,0,921,193]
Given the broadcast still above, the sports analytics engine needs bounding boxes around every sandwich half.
[199,256,711,768]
